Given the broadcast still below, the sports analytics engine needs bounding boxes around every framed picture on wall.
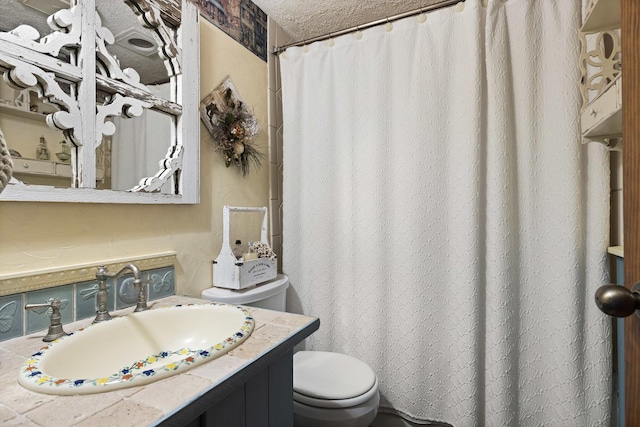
[189,0,267,61]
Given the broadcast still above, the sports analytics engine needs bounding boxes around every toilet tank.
[201,274,289,312]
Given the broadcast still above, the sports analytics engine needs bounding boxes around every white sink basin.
[18,303,254,395]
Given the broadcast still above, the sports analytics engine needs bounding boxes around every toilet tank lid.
[293,351,377,400]
[201,274,289,305]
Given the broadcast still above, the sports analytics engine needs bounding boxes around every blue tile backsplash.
[0,266,174,342]
[148,267,175,301]
[116,275,140,310]
[0,294,24,342]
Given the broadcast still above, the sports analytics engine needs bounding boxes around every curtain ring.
[354,25,363,40]
[385,18,393,32]
[327,33,335,47]
[417,8,427,23]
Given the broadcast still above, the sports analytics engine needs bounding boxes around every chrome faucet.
[94,263,149,323]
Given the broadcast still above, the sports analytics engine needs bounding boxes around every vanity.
[0,1,304,422]
[0,295,319,426]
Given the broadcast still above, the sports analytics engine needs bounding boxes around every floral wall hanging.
[200,78,263,177]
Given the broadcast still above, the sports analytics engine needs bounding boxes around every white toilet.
[201,274,380,427]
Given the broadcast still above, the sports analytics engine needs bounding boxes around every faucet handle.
[25,298,67,342]
[133,277,150,312]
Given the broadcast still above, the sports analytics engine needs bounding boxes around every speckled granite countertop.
[0,295,318,426]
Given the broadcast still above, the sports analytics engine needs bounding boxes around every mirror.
[0,0,199,203]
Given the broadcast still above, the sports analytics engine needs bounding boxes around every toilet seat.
[293,351,378,409]
[294,377,379,408]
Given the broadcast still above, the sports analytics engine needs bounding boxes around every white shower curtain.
[280,0,612,425]
[111,83,172,193]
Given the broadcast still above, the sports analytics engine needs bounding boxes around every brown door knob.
[595,284,640,318]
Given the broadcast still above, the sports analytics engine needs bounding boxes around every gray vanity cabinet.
[160,319,319,427]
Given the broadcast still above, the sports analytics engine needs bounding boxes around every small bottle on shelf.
[233,240,243,259]
[243,241,258,261]
[36,135,49,160]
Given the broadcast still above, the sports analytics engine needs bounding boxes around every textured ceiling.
[0,0,168,85]
[1,0,456,76]
[251,0,449,42]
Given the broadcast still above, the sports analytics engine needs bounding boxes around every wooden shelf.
[608,246,624,258]
[12,158,104,180]
[582,0,621,32]
[0,103,51,122]
[582,75,622,142]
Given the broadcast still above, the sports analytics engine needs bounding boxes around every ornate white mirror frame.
[0,0,199,204]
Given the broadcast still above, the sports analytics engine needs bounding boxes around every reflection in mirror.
[110,84,174,194]
[0,76,72,188]
[96,0,170,86]
[0,0,200,203]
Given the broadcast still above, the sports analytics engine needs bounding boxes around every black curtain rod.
[272,0,465,55]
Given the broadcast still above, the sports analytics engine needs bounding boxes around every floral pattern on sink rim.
[20,303,254,391]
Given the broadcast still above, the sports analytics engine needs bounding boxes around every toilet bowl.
[201,274,380,427]
[293,351,379,427]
